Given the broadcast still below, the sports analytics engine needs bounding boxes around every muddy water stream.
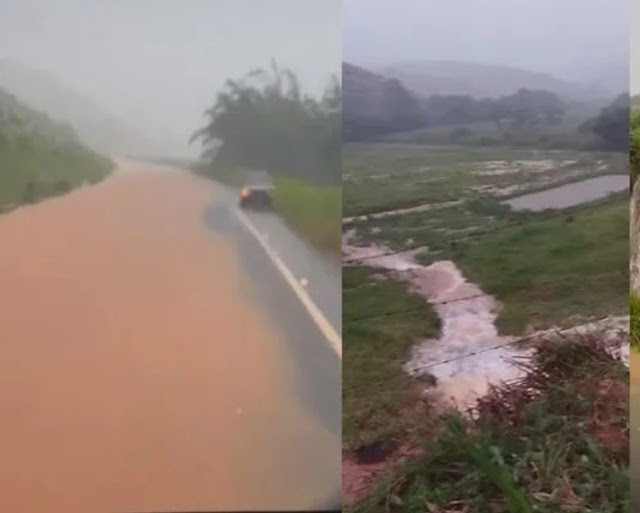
[343,237,529,408]
[0,163,336,512]
[344,235,629,408]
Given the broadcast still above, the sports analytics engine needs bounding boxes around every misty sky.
[633,0,640,92]
[0,0,340,157]
[345,0,629,86]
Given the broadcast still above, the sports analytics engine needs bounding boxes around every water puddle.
[503,174,628,211]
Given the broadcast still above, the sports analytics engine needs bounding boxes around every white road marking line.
[234,207,342,358]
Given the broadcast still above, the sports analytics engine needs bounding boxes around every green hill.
[0,60,153,156]
[0,87,113,211]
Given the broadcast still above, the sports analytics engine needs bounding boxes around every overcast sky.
[345,0,629,86]
[0,0,340,156]
[633,0,640,92]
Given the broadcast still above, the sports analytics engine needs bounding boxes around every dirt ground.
[0,161,336,512]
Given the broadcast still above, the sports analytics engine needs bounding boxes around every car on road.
[239,184,274,210]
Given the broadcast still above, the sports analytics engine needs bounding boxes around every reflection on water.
[0,164,337,512]
[504,174,628,211]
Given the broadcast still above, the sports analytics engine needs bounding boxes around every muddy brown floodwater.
[0,161,336,512]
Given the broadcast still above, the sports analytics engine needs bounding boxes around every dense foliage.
[582,93,629,152]
[191,59,340,185]
[0,87,112,210]
[631,111,640,188]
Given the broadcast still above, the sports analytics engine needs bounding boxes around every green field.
[343,144,625,218]
[344,144,627,333]
[378,112,600,151]
[343,143,629,509]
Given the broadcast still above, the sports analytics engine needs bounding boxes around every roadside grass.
[270,177,341,254]
[0,142,113,212]
[343,265,440,450]
[352,334,629,513]
[631,293,640,351]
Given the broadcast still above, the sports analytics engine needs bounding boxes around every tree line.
[632,107,640,189]
[191,59,340,186]
[344,75,629,153]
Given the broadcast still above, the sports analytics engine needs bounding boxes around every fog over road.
[0,161,340,512]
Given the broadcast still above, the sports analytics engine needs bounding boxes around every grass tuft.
[352,334,629,513]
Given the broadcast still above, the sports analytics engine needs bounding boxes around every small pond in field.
[503,175,628,211]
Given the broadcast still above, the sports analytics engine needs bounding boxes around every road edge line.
[234,208,342,359]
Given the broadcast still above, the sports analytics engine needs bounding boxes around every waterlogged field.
[343,144,626,218]
[342,143,628,509]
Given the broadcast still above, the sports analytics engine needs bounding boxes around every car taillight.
[240,188,251,199]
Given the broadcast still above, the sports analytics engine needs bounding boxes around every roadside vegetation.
[631,104,640,351]
[0,87,113,212]
[190,59,340,253]
[343,266,440,449]
[354,335,628,513]
[271,178,341,253]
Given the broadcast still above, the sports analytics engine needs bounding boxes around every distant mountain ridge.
[0,60,153,156]
[377,60,613,100]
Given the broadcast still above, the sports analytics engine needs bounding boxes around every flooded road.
[504,174,628,211]
[0,162,339,512]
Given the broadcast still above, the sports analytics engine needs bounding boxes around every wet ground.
[342,231,628,505]
[504,174,628,211]
[0,161,340,512]
[343,237,529,409]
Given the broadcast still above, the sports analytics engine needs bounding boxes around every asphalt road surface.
[0,160,341,512]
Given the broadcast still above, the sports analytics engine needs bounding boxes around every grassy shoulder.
[0,141,113,212]
[343,266,440,450]
[271,177,341,255]
[353,335,629,513]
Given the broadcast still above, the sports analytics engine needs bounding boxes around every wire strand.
[343,314,626,393]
